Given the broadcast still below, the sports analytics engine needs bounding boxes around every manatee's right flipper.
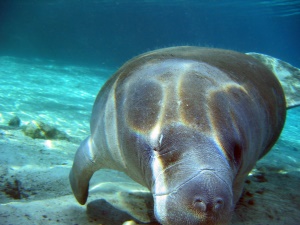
[69,136,101,204]
[246,52,300,109]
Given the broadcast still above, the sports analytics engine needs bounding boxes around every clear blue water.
[0,0,299,68]
[0,1,299,225]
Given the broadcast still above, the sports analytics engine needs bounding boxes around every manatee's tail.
[69,136,101,205]
[246,52,300,109]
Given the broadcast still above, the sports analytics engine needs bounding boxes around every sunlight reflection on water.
[0,56,115,139]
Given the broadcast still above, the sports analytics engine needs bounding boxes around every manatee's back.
[91,46,286,187]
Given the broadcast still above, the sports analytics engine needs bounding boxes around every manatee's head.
[150,125,235,225]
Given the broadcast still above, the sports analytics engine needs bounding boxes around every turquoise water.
[0,56,112,139]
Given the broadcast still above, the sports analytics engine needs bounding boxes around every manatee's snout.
[154,170,233,225]
[193,194,226,215]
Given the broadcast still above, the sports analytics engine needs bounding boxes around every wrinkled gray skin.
[69,47,286,225]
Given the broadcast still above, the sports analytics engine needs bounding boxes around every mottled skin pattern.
[69,47,286,225]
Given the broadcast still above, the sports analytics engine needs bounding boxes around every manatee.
[69,46,300,225]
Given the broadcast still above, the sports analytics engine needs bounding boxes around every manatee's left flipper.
[246,52,300,109]
[69,136,102,204]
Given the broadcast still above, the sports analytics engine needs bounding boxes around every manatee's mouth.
[153,168,233,197]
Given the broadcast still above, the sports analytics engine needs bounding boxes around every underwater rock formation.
[22,120,70,141]
[8,116,21,127]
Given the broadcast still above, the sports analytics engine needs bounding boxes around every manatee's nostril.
[193,198,207,212]
[213,198,225,212]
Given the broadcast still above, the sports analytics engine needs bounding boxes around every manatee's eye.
[153,145,165,153]
[233,143,242,165]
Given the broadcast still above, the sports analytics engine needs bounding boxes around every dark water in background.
[0,0,299,69]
